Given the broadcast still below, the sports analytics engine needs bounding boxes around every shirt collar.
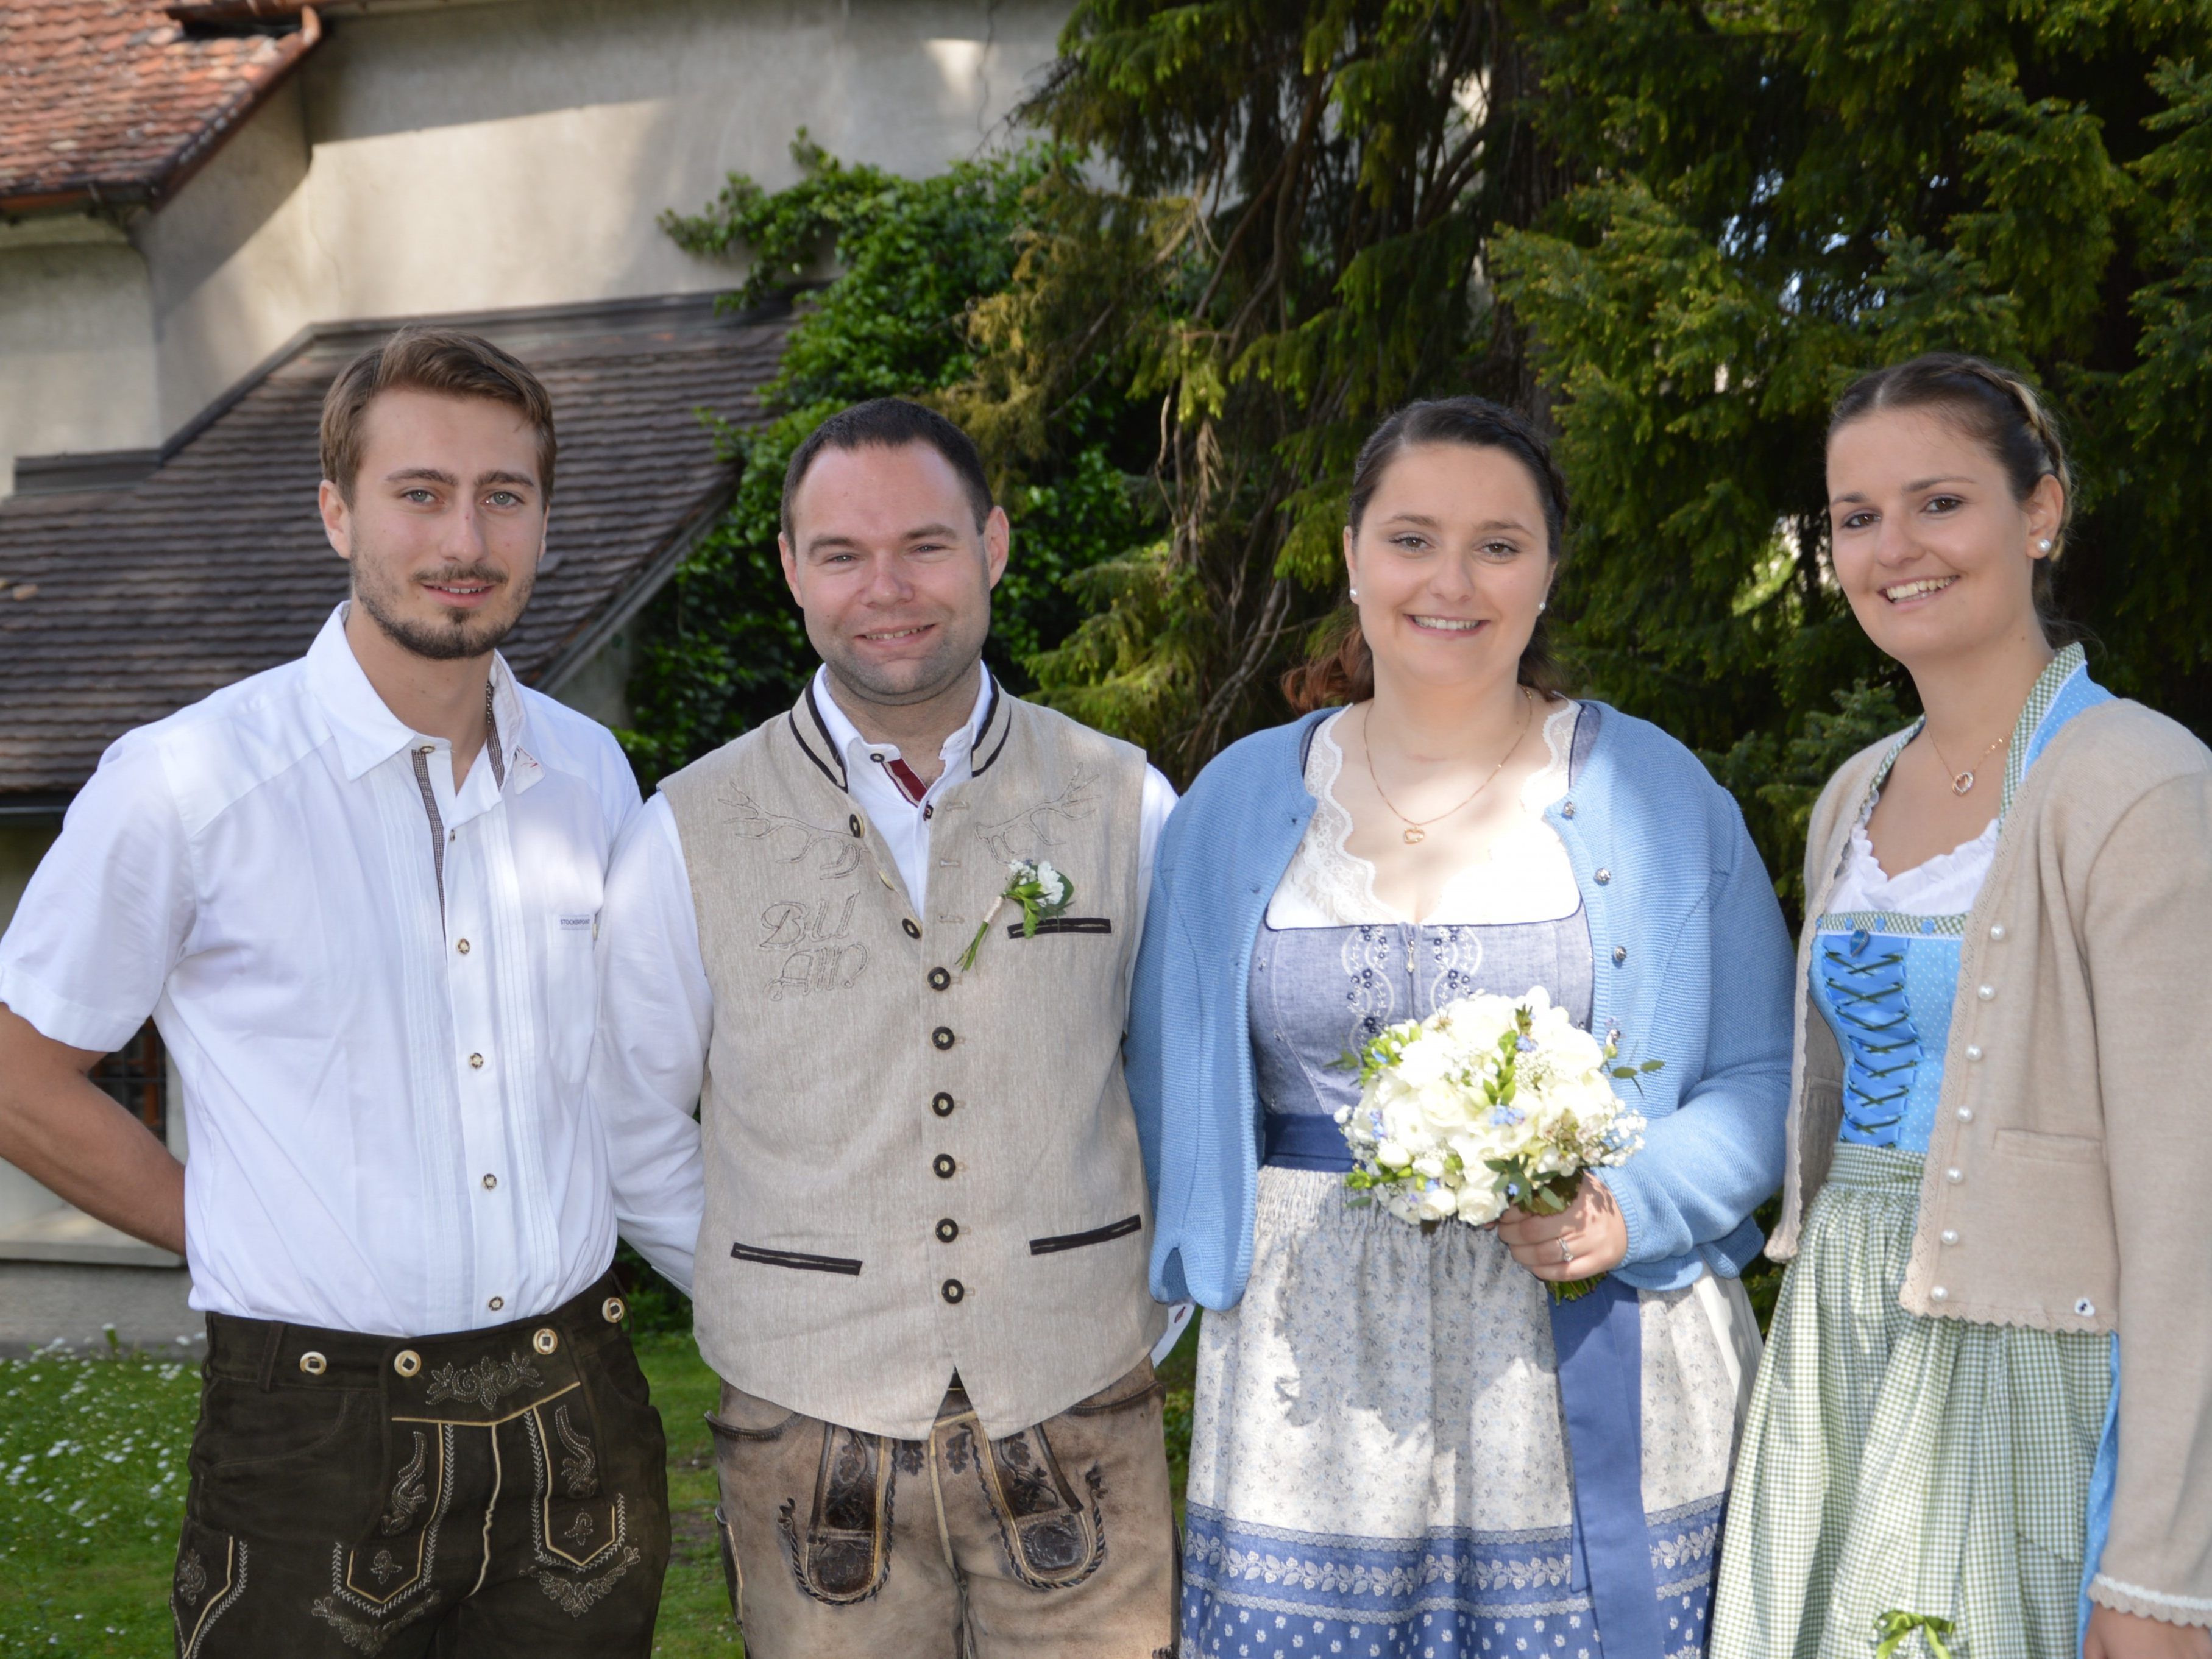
[305,603,528,785]
[807,663,996,780]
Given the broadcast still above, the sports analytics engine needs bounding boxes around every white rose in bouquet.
[1334,986,1657,1300]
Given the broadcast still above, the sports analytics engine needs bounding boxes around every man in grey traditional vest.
[590,398,1180,1656]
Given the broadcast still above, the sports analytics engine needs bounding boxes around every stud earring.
[2038,539,2052,553]
[1349,586,1359,601]
[1538,600,1548,615]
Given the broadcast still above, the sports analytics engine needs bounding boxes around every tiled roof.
[0,1,317,213]
[0,295,787,800]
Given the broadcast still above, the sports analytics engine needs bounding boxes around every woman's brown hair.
[1827,352,2073,634]
[1282,397,1572,713]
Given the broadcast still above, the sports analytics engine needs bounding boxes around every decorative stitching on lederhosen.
[172,1523,249,1659]
[778,1423,896,1605]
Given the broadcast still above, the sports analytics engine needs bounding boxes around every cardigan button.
[1976,983,1994,1000]
[1956,1107,1973,1123]
[1562,801,1576,818]
[2075,1298,2096,1317]
[1594,868,1611,885]
[1965,1045,1982,1061]
[1944,1167,1963,1184]
[1930,1286,1949,1302]
[1612,946,1628,966]
[1940,1229,1959,1245]
[1988,923,2007,941]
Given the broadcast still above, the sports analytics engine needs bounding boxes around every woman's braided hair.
[1827,353,2073,627]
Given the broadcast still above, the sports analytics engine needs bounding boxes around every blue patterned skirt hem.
[1183,1493,1725,1658]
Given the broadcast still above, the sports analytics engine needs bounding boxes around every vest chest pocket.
[1002,916,1113,939]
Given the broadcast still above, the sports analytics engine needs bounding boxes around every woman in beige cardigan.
[1710,354,2212,1659]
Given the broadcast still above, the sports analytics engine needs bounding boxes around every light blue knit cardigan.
[1126,703,1797,1308]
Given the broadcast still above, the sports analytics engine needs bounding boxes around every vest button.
[932,1026,955,1050]
[902,918,921,939]
[848,814,862,838]
[933,1153,957,1179]
[941,1278,965,1304]
[931,1092,955,1117]
[928,967,951,990]
[935,1217,959,1243]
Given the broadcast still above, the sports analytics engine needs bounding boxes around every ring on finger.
[1558,1239,1575,1264]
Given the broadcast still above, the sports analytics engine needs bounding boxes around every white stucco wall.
[0,0,1066,487]
[0,221,160,498]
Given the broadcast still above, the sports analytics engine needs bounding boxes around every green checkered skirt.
[1710,1144,2110,1659]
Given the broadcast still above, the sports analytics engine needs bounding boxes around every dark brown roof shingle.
[0,0,316,213]
[0,295,786,799]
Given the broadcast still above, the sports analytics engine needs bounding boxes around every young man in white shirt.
[0,329,702,1658]
[590,398,1182,1658]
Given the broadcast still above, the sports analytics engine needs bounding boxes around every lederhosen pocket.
[788,1423,895,1604]
[978,1362,1163,1593]
[171,1515,249,1659]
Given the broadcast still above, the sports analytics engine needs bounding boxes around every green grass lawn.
[0,1326,1200,1657]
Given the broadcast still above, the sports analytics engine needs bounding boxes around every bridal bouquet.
[1334,988,1656,1300]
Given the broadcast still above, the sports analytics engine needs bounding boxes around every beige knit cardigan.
[1767,696,2212,1625]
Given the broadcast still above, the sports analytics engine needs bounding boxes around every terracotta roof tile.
[0,297,787,798]
[0,1,316,211]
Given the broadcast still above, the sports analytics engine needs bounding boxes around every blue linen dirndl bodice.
[1808,916,1963,1155]
[1250,911,1596,1167]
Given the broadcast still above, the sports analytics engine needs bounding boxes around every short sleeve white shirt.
[0,606,704,1335]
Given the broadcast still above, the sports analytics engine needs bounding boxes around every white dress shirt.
[0,606,703,1335]
[587,665,1187,1353]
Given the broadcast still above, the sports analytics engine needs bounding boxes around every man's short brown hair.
[319,327,558,504]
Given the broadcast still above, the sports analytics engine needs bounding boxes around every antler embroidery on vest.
[727,788,863,880]
[976,766,1098,865]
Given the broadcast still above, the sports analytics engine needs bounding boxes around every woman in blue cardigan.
[1127,397,1797,1659]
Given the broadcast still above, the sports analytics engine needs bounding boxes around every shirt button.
[928,967,951,991]
[1612,946,1628,966]
[923,804,934,821]
[932,1091,955,1117]
[418,744,435,755]
[933,1154,957,1180]
[456,939,470,955]
[1930,1286,1949,1302]
[1977,984,1995,1000]
[932,1026,955,1050]
[935,1217,959,1243]
[487,1296,505,1311]
[1989,923,2007,941]
[481,1173,497,1190]
[869,752,884,763]
[1965,1045,1983,1061]
[1945,1167,1963,1184]
[1594,868,1612,885]
[1956,1107,1973,1123]
[469,1053,485,1069]
[902,918,922,940]
[941,1279,965,1305]
[1940,1228,1959,1245]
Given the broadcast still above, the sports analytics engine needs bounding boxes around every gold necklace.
[1362,688,1534,844]
[1924,724,2010,796]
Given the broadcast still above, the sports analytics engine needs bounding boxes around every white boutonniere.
[958,858,1074,972]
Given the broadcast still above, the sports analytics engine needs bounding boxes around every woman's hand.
[1497,1176,1629,1282]
[2086,1606,2212,1659]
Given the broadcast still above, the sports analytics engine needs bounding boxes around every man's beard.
[352,556,534,663]
[818,614,982,708]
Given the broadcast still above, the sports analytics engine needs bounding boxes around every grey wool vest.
[658,680,1167,1440]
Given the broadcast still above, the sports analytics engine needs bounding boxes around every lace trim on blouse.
[1266,701,1583,929]
[1826,816,1999,919]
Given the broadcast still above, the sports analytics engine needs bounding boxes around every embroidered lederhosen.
[174,1273,668,1658]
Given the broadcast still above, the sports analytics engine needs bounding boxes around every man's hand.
[0,1003,185,1255]
[2086,1606,2212,1659]
[1496,1176,1628,1282]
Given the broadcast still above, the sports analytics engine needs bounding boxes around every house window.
[93,1020,167,1139]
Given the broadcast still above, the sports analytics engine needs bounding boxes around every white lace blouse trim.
[1825,816,1998,918]
[1265,702,1583,929]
